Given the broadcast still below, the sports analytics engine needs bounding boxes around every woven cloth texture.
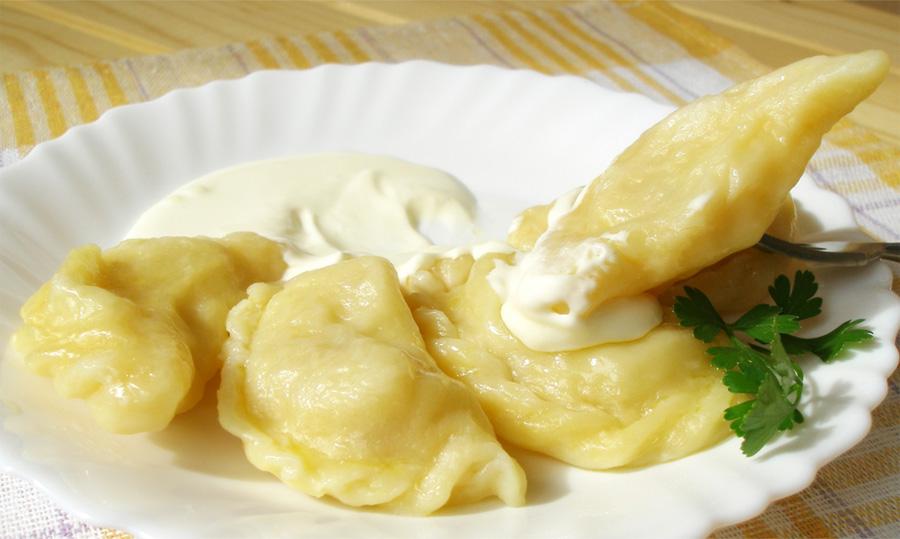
[1,2,897,538]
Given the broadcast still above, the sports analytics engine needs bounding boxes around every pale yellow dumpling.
[13,232,286,434]
[218,256,526,515]
[509,189,800,314]
[404,254,734,469]
[512,51,888,313]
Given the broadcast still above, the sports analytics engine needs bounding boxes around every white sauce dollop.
[489,186,662,352]
[128,153,478,278]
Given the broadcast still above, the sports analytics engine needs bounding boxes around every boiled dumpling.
[508,189,800,314]
[218,256,525,514]
[504,51,888,317]
[13,232,286,434]
[404,254,734,469]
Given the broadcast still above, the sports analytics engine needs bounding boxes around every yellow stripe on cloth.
[334,30,370,63]
[275,37,311,69]
[305,34,340,63]
[65,67,99,123]
[734,519,779,539]
[470,14,551,73]
[821,446,900,489]
[779,495,836,539]
[825,124,900,189]
[850,497,900,529]
[516,10,640,93]
[619,1,729,59]
[34,70,67,138]
[247,40,280,69]
[2,74,35,147]
[546,9,685,104]
[497,12,579,74]
[92,63,127,107]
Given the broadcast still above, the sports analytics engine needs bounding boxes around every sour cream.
[489,186,662,352]
[128,153,478,278]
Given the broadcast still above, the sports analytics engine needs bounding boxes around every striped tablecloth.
[1,2,897,537]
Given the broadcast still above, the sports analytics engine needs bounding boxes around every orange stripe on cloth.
[820,446,900,489]
[65,67,99,123]
[881,169,900,188]
[34,70,67,138]
[305,34,340,64]
[470,14,550,73]
[92,63,127,107]
[497,12,579,74]
[618,1,729,59]
[275,37,311,69]
[825,124,900,189]
[547,9,685,104]
[516,10,639,93]
[100,529,132,539]
[2,74,35,147]
[334,30,370,63]
[856,146,900,167]
[779,495,836,539]
[846,496,900,528]
[732,517,779,539]
[247,40,280,69]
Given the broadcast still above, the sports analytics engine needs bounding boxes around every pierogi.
[218,256,526,514]
[495,51,889,330]
[13,232,286,433]
[404,253,734,469]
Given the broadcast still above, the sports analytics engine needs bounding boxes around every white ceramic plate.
[0,62,898,539]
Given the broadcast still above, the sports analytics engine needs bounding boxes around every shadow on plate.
[754,378,855,461]
[147,378,275,483]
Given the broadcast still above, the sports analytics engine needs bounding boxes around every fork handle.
[883,243,900,263]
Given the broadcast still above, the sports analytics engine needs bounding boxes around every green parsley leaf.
[782,319,874,362]
[738,372,797,456]
[707,346,742,370]
[724,400,754,436]
[673,286,729,342]
[768,270,822,320]
[673,270,871,457]
[736,306,800,343]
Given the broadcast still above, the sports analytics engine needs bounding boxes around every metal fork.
[757,234,900,266]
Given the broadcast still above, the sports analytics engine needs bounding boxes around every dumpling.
[508,189,800,314]
[218,256,526,514]
[500,51,888,319]
[13,232,286,434]
[404,253,734,469]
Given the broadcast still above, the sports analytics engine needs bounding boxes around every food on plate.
[404,51,887,467]
[218,256,526,514]
[404,253,734,469]
[492,51,889,352]
[12,232,286,433]
[657,198,799,313]
[8,51,888,514]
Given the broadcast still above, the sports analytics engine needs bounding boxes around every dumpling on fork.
[496,51,889,349]
[218,256,526,515]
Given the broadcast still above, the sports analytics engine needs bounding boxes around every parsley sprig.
[674,270,873,456]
